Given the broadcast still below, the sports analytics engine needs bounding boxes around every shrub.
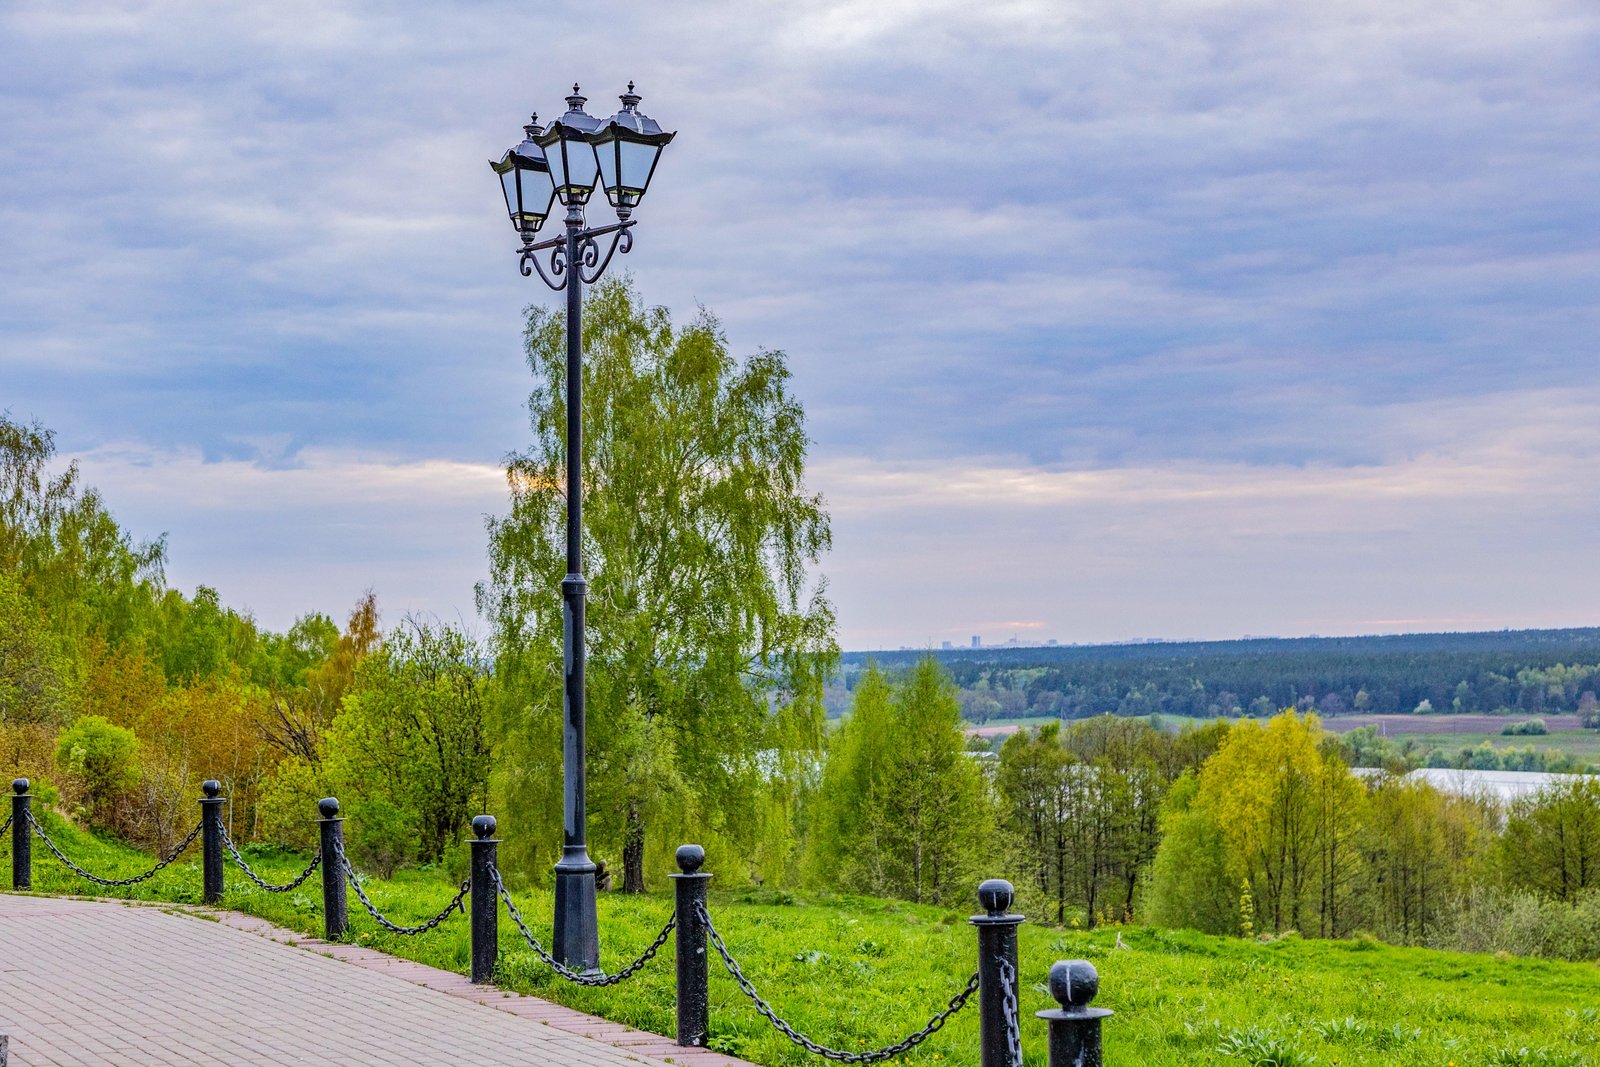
[1503,719,1549,736]
[54,715,140,829]
[345,796,416,878]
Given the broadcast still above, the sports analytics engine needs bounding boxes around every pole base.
[552,861,600,972]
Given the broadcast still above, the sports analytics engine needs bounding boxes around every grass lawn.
[1396,728,1600,762]
[6,813,1599,1067]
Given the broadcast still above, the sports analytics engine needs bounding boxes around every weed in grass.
[1215,1024,1318,1066]
[1308,1016,1367,1044]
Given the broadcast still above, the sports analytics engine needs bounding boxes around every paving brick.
[0,893,758,1067]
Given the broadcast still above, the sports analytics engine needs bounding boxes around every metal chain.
[697,900,980,1064]
[0,812,11,841]
[490,863,674,986]
[335,839,469,935]
[27,812,203,887]
[998,956,1024,1067]
[218,825,321,893]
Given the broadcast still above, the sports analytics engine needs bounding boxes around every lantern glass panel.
[617,140,659,195]
[543,132,599,203]
[500,168,521,218]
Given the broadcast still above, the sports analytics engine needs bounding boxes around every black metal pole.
[1038,959,1113,1067]
[552,199,600,972]
[317,797,348,941]
[11,778,31,890]
[671,844,712,1046]
[971,878,1023,1067]
[200,780,225,904]
[471,815,500,984]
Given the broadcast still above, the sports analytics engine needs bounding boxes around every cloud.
[3,0,1598,645]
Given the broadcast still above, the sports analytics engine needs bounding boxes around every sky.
[2,0,1597,650]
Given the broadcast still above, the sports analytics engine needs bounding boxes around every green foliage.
[0,572,73,724]
[0,414,168,650]
[322,619,491,865]
[55,713,140,825]
[806,658,988,906]
[1430,884,1600,960]
[255,755,324,850]
[1144,773,1237,934]
[996,715,1191,926]
[1504,718,1550,736]
[480,278,837,890]
[345,796,418,878]
[1498,778,1600,902]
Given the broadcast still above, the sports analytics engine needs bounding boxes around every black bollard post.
[11,779,31,890]
[318,797,348,941]
[1038,959,1113,1067]
[971,878,1024,1067]
[670,844,712,1047]
[470,815,499,984]
[200,780,225,904]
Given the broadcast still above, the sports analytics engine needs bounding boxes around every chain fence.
[218,825,321,893]
[490,863,674,986]
[334,839,469,936]
[0,812,11,841]
[27,812,203,888]
[696,900,980,1064]
[997,956,1024,1067]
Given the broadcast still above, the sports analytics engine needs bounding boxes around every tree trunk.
[622,799,647,893]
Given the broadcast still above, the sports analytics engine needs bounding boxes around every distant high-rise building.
[971,635,981,648]
[941,640,953,649]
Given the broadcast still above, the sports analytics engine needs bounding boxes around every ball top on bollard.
[201,780,222,798]
[318,797,340,819]
[675,843,706,874]
[472,814,497,839]
[12,777,28,795]
[1049,959,1100,1012]
[977,878,1014,916]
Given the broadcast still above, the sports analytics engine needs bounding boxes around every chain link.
[27,812,203,887]
[697,900,980,1064]
[218,825,321,893]
[334,839,469,935]
[997,956,1024,1067]
[0,812,12,842]
[490,863,674,986]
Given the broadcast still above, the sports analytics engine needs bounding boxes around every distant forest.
[832,628,1600,722]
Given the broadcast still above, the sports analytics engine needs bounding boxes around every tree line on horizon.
[830,635,1600,727]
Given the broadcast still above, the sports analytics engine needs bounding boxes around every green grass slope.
[5,817,1598,1066]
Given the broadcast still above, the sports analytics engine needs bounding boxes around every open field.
[1321,714,1584,734]
[7,813,1600,1067]
[972,713,1600,763]
[967,715,1061,739]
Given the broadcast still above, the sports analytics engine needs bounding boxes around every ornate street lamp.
[489,82,674,972]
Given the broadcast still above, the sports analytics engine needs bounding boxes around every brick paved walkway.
[0,892,752,1067]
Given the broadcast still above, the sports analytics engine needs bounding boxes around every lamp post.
[491,82,674,972]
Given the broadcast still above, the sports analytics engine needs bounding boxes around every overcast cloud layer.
[2,0,1597,648]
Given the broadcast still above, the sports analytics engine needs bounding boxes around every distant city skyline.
[4,1,1598,649]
